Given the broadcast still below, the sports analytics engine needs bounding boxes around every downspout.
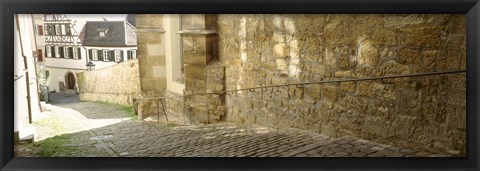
[30,14,42,112]
[15,14,33,124]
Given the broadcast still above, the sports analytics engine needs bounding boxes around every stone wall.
[77,60,142,106]
[136,14,167,91]
[218,14,466,154]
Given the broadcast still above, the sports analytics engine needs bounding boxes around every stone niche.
[179,14,226,124]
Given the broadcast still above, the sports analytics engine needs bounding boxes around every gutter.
[15,14,33,124]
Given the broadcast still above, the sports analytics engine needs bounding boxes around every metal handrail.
[133,69,466,124]
[134,69,466,100]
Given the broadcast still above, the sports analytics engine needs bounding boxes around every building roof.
[82,21,136,47]
[126,14,136,27]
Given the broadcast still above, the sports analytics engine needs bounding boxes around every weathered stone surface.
[398,47,421,64]
[358,41,379,66]
[216,14,466,155]
[77,60,141,106]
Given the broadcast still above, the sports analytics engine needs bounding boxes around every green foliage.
[76,72,85,86]
[36,66,50,87]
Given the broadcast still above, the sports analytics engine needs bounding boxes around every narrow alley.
[15,92,454,157]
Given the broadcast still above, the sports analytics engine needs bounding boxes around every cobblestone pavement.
[15,93,455,157]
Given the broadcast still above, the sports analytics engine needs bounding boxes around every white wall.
[164,14,185,95]
[14,14,41,134]
[44,67,84,92]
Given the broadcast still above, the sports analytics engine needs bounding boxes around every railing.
[133,69,466,124]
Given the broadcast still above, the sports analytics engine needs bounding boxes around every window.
[74,47,81,59]
[99,32,105,37]
[46,24,54,36]
[64,47,70,58]
[54,46,60,57]
[37,25,43,36]
[92,49,98,61]
[128,50,137,60]
[61,25,66,35]
[67,47,74,59]
[103,50,109,61]
[59,46,65,58]
[55,25,61,35]
[114,50,121,62]
[46,46,52,57]
[37,49,43,62]
[66,25,71,36]
[72,47,76,59]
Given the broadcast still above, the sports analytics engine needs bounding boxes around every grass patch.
[167,123,177,127]
[33,134,75,157]
[93,101,137,120]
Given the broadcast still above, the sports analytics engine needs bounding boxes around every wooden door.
[67,73,75,89]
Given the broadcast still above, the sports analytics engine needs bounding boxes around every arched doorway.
[66,72,75,90]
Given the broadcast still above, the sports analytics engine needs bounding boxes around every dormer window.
[99,31,105,37]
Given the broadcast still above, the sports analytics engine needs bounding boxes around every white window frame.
[64,47,70,58]
[114,50,121,62]
[92,49,98,61]
[103,50,109,61]
[46,46,52,57]
[132,50,137,59]
[55,25,61,35]
[73,47,78,59]
[61,25,66,35]
[54,46,60,58]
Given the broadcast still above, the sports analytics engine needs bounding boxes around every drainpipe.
[16,14,33,124]
[30,14,42,113]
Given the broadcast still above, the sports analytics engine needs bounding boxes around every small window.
[66,25,71,36]
[99,32,105,37]
[37,25,44,36]
[61,25,66,35]
[132,50,137,59]
[54,46,60,57]
[92,49,98,61]
[46,46,52,57]
[75,47,81,59]
[37,49,43,62]
[55,25,61,35]
[114,50,121,62]
[103,50,109,61]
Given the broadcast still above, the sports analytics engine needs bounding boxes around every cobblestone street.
[15,93,455,157]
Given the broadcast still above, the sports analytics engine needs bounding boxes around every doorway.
[66,72,75,90]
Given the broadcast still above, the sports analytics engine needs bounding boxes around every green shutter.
[108,50,115,61]
[88,49,92,60]
[98,50,103,61]
[59,47,64,58]
[69,47,74,58]
[127,50,131,60]
[77,47,82,59]
[120,51,124,62]
[51,46,55,57]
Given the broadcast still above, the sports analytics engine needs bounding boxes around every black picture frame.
[1,0,479,170]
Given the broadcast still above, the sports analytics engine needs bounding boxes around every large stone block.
[404,26,446,47]
[321,85,337,102]
[370,28,397,46]
[340,82,357,93]
[305,84,321,100]
[184,65,207,80]
[358,41,379,66]
[398,47,421,64]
